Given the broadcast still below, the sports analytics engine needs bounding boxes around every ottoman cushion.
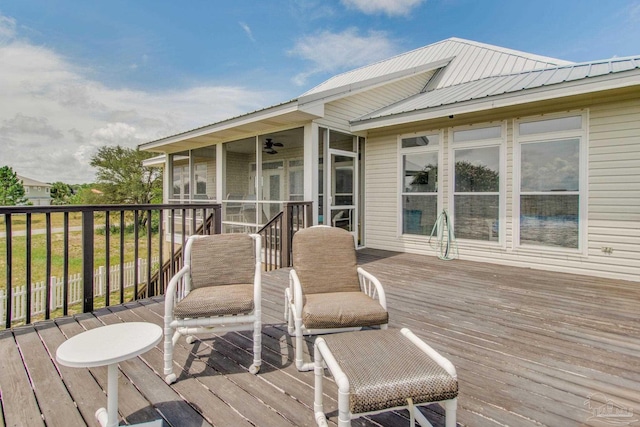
[321,329,458,414]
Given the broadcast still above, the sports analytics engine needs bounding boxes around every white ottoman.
[314,328,458,427]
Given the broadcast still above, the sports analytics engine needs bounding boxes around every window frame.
[397,131,443,237]
[448,122,506,246]
[513,110,588,254]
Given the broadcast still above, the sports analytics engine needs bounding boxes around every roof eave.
[350,71,640,131]
[299,58,454,106]
[139,100,324,152]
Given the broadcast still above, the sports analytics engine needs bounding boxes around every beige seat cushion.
[302,291,388,329]
[190,234,256,288]
[173,284,254,318]
[292,227,361,294]
[322,329,458,414]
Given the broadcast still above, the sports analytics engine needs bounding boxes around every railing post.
[4,214,12,329]
[305,202,313,227]
[214,205,222,234]
[82,209,94,313]
[281,202,292,268]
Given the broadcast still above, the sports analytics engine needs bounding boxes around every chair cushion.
[292,227,360,294]
[321,329,458,414]
[302,292,388,329]
[190,234,255,289]
[173,284,254,318]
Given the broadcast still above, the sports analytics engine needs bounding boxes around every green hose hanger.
[428,209,458,261]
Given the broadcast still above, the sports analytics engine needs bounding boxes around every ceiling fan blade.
[273,142,283,147]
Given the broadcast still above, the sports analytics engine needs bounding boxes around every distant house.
[18,175,52,206]
[140,37,640,282]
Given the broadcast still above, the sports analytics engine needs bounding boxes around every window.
[400,133,440,235]
[516,113,585,250]
[451,125,503,242]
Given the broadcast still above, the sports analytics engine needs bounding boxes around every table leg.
[95,363,119,427]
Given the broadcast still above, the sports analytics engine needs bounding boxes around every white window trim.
[448,122,506,247]
[397,130,443,238]
[513,110,589,255]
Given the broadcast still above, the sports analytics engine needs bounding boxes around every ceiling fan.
[263,138,283,154]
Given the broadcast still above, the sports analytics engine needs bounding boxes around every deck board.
[0,249,639,426]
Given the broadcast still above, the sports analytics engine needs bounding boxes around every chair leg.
[314,344,328,427]
[444,398,457,427]
[164,322,177,385]
[294,318,314,371]
[284,289,290,323]
[249,316,261,374]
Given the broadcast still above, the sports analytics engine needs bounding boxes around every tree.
[454,161,499,192]
[50,181,74,205]
[90,146,162,204]
[0,166,28,206]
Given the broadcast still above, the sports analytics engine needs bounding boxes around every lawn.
[0,211,84,233]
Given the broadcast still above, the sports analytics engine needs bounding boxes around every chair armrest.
[401,328,457,379]
[357,267,387,310]
[164,265,191,314]
[289,269,304,318]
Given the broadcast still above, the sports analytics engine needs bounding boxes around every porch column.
[304,122,319,225]
[216,144,224,203]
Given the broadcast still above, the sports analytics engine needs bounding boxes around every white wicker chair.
[285,226,388,371]
[164,233,262,384]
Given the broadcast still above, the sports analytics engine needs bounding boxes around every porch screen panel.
[223,137,256,232]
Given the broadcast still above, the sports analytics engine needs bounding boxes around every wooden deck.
[1,249,639,427]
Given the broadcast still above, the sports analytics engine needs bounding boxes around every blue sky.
[1,0,639,183]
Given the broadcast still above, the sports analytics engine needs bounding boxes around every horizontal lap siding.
[364,96,640,282]
[585,98,640,280]
[365,135,399,248]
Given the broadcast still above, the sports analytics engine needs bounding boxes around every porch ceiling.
[140,101,323,154]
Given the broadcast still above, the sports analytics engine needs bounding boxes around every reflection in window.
[521,139,579,192]
[519,116,581,135]
[400,135,439,235]
[453,146,500,242]
[453,126,501,143]
[520,195,579,248]
[519,138,580,249]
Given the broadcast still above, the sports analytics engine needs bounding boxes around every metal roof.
[302,37,571,97]
[354,56,640,123]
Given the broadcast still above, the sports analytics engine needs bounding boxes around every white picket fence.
[0,257,158,323]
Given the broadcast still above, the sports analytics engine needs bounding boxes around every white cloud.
[239,22,255,42]
[0,14,276,184]
[341,0,425,16]
[0,15,16,40]
[288,28,400,86]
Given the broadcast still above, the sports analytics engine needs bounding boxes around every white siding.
[364,96,640,282]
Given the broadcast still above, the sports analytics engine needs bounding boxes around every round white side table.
[56,322,163,427]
